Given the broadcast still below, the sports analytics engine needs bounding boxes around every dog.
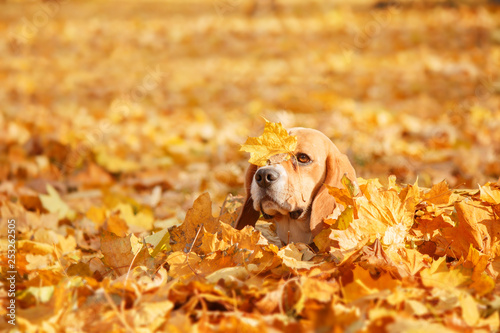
[235,127,357,244]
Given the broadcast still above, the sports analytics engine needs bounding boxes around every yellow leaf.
[115,203,154,231]
[104,213,129,237]
[400,248,431,276]
[478,311,500,332]
[469,273,495,296]
[133,300,174,330]
[423,180,452,205]
[333,205,354,230]
[18,240,55,256]
[342,266,399,303]
[25,253,52,271]
[205,265,258,283]
[465,244,489,280]
[387,317,456,333]
[404,299,428,316]
[438,200,499,258]
[95,149,140,173]
[325,184,357,217]
[17,286,54,304]
[240,120,297,166]
[86,206,107,226]
[480,183,500,205]
[144,229,171,257]
[420,257,468,290]
[33,228,76,254]
[342,174,360,197]
[330,184,416,251]
[277,243,319,270]
[199,231,226,253]
[459,291,480,327]
[166,251,201,280]
[313,228,334,252]
[39,185,76,220]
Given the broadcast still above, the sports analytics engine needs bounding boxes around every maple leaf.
[399,248,431,276]
[17,286,55,304]
[144,228,171,257]
[170,192,222,254]
[422,180,453,205]
[114,203,155,231]
[341,266,400,303]
[278,243,319,270]
[166,251,201,280]
[459,291,480,327]
[103,213,129,237]
[327,179,417,252]
[39,185,76,220]
[420,257,469,290]
[463,245,495,296]
[205,264,259,283]
[33,228,77,254]
[355,239,408,279]
[130,300,174,329]
[85,206,107,226]
[480,183,500,205]
[100,231,155,276]
[436,200,500,258]
[240,120,297,166]
[331,205,354,230]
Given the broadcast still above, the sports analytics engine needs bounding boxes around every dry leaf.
[39,185,76,220]
[240,120,297,166]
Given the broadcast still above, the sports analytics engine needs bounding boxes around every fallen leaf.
[205,265,258,283]
[437,200,500,258]
[277,243,319,270]
[420,257,468,290]
[144,228,171,257]
[458,291,480,327]
[480,183,500,205]
[100,231,154,276]
[170,193,222,254]
[342,266,400,303]
[39,185,76,220]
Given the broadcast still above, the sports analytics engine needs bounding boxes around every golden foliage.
[240,120,297,166]
[1,0,500,332]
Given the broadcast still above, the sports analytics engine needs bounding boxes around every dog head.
[235,127,357,244]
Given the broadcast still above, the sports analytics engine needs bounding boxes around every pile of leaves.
[1,120,500,332]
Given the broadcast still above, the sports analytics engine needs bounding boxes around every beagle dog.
[235,127,357,244]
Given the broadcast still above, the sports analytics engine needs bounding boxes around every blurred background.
[1,0,499,221]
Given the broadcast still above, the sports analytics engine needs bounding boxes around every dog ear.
[310,144,357,237]
[235,164,260,229]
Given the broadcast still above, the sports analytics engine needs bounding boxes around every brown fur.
[235,127,357,243]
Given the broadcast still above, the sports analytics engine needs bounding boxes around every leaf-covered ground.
[1,0,500,332]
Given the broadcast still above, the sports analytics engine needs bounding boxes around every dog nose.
[255,168,279,188]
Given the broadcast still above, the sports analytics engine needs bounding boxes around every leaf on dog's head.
[240,120,297,166]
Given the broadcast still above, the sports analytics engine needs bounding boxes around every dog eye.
[297,153,311,164]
